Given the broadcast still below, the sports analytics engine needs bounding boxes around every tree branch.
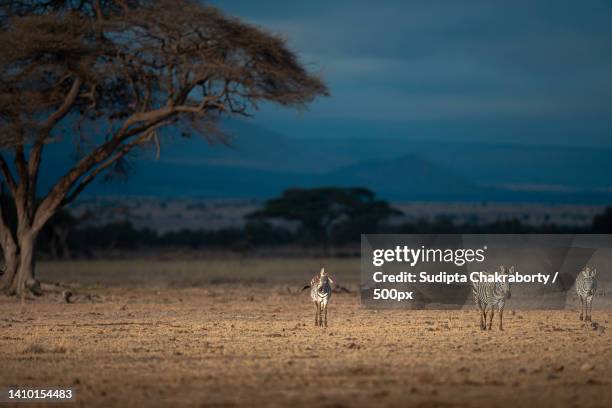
[10,117,27,190]
[0,154,17,196]
[0,182,16,250]
[13,138,29,221]
[39,77,82,132]
[32,116,173,232]
[62,129,163,206]
[21,76,84,217]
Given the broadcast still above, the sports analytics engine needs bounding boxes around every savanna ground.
[0,257,610,407]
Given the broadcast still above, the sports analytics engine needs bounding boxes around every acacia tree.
[248,188,401,254]
[0,0,328,296]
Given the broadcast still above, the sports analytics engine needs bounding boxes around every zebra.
[302,267,334,327]
[471,265,513,331]
[576,266,598,322]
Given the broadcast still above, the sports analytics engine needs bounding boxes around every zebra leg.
[481,306,488,330]
[488,308,494,330]
[477,301,484,329]
[319,304,324,328]
[499,307,504,331]
[324,304,328,327]
[579,297,584,321]
[586,297,592,322]
[314,302,320,326]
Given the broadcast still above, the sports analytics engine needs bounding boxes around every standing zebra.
[576,266,598,322]
[303,267,334,327]
[471,265,513,331]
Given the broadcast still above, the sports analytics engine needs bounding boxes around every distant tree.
[71,221,158,250]
[247,188,401,254]
[0,1,328,296]
[244,221,295,246]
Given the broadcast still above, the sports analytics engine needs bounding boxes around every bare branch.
[0,182,16,250]
[39,77,83,131]
[2,0,328,235]
[27,76,84,191]
[61,130,156,206]
[0,154,17,196]
[32,117,172,231]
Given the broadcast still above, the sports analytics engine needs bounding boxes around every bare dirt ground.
[0,258,611,407]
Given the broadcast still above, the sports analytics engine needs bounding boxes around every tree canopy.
[0,0,328,296]
[248,187,402,253]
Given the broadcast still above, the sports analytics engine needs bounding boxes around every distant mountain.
[37,118,612,203]
[160,119,612,192]
[293,137,612,192]
[79,154,481,200]
[156,120,316,172]
[325,154,481,199]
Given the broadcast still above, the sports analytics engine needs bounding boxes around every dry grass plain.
[0,257,611,407]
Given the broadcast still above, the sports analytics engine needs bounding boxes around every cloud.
[212,1,612,126]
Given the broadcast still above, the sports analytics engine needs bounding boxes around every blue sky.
[210,1,612,146]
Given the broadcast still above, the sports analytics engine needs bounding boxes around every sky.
[210,0,612,147]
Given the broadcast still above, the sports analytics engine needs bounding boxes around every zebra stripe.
[312,286,331,302]
[471,266,512,330]
[310,274,332,304]
[309,267,333,327]
[576,268,598,299]
[471,279,509,308]
[576,267,598,322]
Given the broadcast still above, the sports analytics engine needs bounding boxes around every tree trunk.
[0,239,19,294]
[8,230,41,297]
